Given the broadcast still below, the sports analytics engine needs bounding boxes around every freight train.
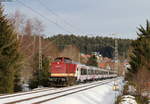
[49,57,117,86]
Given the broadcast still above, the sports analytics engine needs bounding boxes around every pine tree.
[29,54,50,89]
[129,20,150,74]
[0,5,21,93]
[39,56,50,87]
[128,21,150,95]
[13,69,22,92]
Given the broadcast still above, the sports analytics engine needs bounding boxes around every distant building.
[81,53,127,75]
[80,53,92,63]
[99,62,114,70]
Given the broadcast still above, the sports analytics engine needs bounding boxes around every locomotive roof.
[77,64,109,71]
[55,57,72,60]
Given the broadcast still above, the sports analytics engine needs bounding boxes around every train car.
[49,57,117,86]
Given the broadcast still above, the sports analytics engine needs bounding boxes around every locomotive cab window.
[64,58,72,63]
[54,58,62,62]
[54,57,72,63]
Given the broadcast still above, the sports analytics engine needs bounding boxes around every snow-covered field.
[42,78,124,104]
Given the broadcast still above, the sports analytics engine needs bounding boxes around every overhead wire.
[16,0,73,34]
[35,0,83,53]
[37,0,82,33]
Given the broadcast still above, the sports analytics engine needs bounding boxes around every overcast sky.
[2,0,150,39]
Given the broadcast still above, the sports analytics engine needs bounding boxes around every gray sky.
[3,0,150,39]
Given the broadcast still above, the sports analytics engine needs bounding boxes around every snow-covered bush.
[119,95,137,104]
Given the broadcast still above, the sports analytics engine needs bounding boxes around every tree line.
[48,34,132,59]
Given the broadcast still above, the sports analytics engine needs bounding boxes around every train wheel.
[66,77,76,86]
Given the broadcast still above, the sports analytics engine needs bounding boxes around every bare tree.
[9,10,26,34]
[59,45,80,61]
[32,18,44,35]
[8,11,61,83]
[24,19,32,35]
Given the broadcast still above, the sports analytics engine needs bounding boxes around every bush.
[135,96,149,104]
[28,78,38,89]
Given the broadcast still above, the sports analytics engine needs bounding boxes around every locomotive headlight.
[57,62,60,64]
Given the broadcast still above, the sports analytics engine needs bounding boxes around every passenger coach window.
[96,70,99,75]
[88,70,91,75]
[81,68,87,75]
[91,70,94,75]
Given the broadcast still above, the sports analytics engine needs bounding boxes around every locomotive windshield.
[54,58,62,62]
[64,58,72,63]
[54,57,72,63]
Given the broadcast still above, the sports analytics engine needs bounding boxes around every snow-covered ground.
[0,78,124,104]
[42,78,124,104]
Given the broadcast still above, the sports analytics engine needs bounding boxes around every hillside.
[48,34,132,59]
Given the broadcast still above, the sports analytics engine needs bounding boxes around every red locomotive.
[49,57,117,86]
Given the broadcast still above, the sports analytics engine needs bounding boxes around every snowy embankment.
[43,78,124,104]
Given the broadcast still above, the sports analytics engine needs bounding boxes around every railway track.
[0,78,118,104]
[0,80,101,100]
[0,88,56,99]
